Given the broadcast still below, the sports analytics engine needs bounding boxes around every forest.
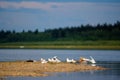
[0,21,120,43]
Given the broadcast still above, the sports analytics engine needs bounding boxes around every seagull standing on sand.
[80,56,96,64]
[48,56,61,63]
[66,58,76,63]
[40,58,48,64]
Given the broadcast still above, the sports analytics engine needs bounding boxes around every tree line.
[0,21,120,42]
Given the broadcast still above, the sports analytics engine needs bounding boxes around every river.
[0,49,120,80]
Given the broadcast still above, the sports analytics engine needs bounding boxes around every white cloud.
[0,1,120,13]
[0,1,92,9]
[0,1,62,11]
[0,1,120,12]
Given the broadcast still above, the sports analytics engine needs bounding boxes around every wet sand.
[0,61,106,77]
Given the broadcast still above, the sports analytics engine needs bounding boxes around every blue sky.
[0,0,120,32]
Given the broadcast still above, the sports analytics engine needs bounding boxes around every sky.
[0,0,120,32]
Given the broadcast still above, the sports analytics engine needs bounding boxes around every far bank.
[0,41,120,50]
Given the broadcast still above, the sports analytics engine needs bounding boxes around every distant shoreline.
[0,41,120,50]
[0,45,120,50]
[0,61,106,77]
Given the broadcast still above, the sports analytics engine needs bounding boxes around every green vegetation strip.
[0,41,120,50]
[0,45,120,50]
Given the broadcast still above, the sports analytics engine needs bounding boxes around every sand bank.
[0,61,106,77]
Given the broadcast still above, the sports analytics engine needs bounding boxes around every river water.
[0,49,120,80]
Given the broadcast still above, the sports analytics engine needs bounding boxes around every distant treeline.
[0,21,120,42]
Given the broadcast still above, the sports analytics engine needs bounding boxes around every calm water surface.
[0,49,120,80]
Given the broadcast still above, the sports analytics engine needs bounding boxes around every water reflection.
[97,61,120,76]
[0,77,7,80]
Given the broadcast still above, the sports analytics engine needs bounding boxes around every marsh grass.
[0,41,120,49]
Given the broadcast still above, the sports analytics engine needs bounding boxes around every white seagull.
[48,56,61,63]
[40,58,48,64]
[82,56,96,64]
[66,58,76,63]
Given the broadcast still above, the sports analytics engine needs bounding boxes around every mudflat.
[0,61,106,77]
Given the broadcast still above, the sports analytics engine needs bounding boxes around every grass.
[0,40,120,50]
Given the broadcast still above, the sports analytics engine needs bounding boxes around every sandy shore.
[0,61,106,77]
